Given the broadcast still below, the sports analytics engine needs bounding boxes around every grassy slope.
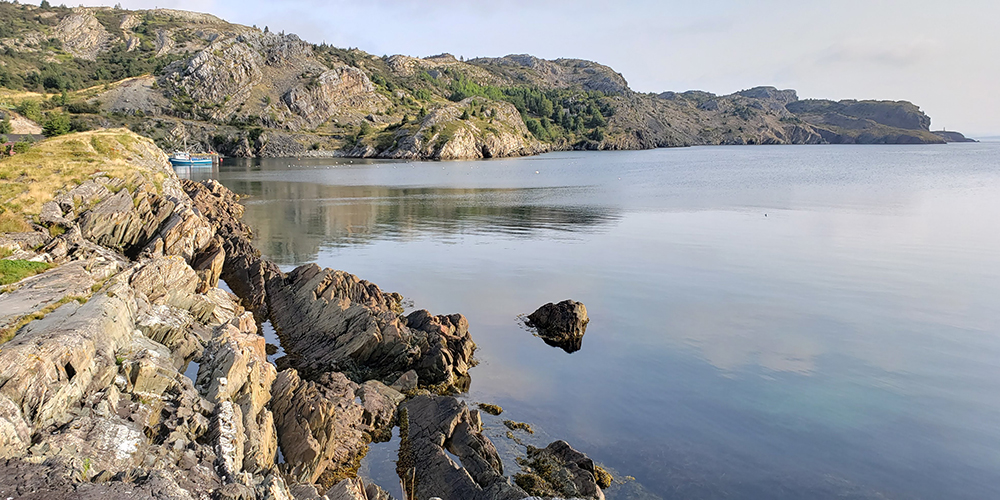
[0,128,167,216]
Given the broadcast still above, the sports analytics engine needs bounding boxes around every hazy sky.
[84,0,1000,136]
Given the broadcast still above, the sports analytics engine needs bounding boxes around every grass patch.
[0,259,50,285]
[0,129,167,215]
[0,211,30,233]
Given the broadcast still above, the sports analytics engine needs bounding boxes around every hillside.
[0,3,961,159]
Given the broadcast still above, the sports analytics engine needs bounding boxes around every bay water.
[178,143,1000,499]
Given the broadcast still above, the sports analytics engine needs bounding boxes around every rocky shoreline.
[0,132,611,499]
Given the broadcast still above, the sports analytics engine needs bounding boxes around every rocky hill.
[0,3,960,160]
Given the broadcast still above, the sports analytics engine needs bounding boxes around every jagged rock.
[136,304,195,348]
[265,263,475,389]
[325,477,395,500]
[142,203,215,263]
[122,333,185,397]
[270,369,368,487]
[130,255,200,304]
[514,441,607,500]
[399,395,526,500]
[0,230,49,252]
[181,179,278,319]
[390,370,418,393]
[526,300,589,353]
[78,188,176,258]
[356,380,404,442]
[0,279,138,454]
[282,65,388,129]
[382,97,547,160]
[54,11,115,60]
[0,457,201,499]
[197,312,278,475]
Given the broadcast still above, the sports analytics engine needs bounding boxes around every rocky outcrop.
[526,300,590,353]
[270,369,401,488]
[181,179,278,319]
[514,440,609,500]
[933,130,977,143]
[469,54,630,95]
[398,394,527,500]
[196,312,278,477]
[325,477,395,500]
[54,11,116,60]
[265,263,475,389]
[283,65,388,129]
[0,137,303,498]
[381,97,547,160]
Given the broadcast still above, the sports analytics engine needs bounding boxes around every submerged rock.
[525,300,589,353]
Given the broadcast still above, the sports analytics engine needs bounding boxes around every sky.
[81,0,1000,136]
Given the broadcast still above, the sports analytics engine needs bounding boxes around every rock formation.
[265,263,476,390]
[514,440,610,500]
[399,394,527,500]
[526,300,590,353]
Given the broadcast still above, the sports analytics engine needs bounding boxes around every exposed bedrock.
[398,394,526,500]
[270,368,402,488]
[265,263,476,389]
[181,178,279,319]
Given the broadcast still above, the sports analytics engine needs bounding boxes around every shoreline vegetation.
[0,3,975,165]
[0,129,616,499]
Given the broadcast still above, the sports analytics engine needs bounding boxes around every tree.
[42,112,70,137]
[16,100,41,122]
[0,115,11,135]
[40,0,51,8]
[460,109,470,120]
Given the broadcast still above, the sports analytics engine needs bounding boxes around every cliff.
[0,4,962,159]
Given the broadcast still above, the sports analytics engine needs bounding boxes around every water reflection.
[214,180,618,264]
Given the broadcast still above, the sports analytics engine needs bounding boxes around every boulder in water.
[525,300,589,353]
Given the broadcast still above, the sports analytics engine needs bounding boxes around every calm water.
[179,143,1000,500]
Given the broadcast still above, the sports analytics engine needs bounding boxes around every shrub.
[16,100,41,122]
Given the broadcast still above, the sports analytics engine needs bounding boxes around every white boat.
[169,152,215,166]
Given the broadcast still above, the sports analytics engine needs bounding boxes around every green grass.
[0,259,50,285]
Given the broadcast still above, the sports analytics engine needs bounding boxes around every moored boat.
[169,151,216,166]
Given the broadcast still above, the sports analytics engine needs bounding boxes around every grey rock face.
[54,11,116,60]
[282,65,388,129]
[265,263,475,389]
[399,395,527,500]
[270,369,369,486]
[526,300,589,353]
[325,477,395,500]
[181,179,278,319]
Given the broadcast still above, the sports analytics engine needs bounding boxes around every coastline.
[0,129,610,499]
